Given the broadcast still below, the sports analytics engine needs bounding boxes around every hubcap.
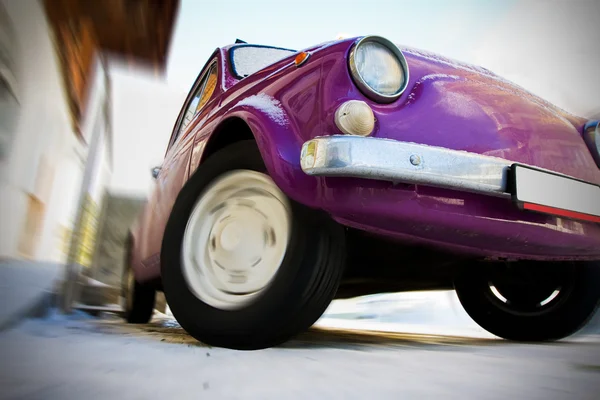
[182,170,291,310]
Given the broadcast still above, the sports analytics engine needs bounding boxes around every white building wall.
[38,58,112,264]
[79,57,111,206]
[0,0,81,260]
[41,152,84,262]
[0,0,111,263]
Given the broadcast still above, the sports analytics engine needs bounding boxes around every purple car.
[123,36,600,349]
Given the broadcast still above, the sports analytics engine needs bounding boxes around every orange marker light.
[294,52,310,67]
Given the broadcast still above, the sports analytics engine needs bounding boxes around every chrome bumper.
[300,136,513,197]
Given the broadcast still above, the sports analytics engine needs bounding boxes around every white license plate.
[511,164,600,223]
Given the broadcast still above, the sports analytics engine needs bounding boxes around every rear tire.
[454,261,600,341]
[122,242,156,324]
[161,141,346,350]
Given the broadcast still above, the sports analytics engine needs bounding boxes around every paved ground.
[0,260,62,331]
[1,310,599,400]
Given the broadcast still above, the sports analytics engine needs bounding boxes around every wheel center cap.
[220,222,242,251]
[181,169,292,310]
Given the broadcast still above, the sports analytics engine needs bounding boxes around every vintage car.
[123,35,600,349]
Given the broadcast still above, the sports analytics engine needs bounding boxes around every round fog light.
[334,100,375,136]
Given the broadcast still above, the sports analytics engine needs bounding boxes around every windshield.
[230,45,296,78]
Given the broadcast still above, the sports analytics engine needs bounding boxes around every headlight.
[583,120,600,168]
[348,36,409,103]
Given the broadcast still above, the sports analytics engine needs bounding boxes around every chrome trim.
[301,136,515,197]
[348,36,410,103]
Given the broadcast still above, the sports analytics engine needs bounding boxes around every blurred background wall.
[88,65,184,299]
[0,0,90,264]
[0,0,180,308]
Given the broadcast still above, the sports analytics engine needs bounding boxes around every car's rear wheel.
[454,261,600,341]
[161,140,346,350]
[121,256,156,323]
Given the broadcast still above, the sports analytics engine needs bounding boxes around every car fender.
[192,107,323,208]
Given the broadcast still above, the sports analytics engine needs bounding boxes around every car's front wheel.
[161,141,346,350]
[454,261,600,341]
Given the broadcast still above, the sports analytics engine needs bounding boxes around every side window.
[175,62,218,142]
[196,64,217,111]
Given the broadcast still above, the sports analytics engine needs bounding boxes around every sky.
[166,0,600,118]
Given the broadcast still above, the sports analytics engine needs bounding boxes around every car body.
[124,35,600,349]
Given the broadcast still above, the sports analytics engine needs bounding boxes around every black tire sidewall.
[454,262,600,341]
[121,238,156,324]
[122,262,156,323]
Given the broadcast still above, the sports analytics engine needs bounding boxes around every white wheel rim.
[182,170,291,310]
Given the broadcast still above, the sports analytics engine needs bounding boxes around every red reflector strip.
[523,202,600,223]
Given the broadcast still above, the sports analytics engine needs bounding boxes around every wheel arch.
[193,110,319,208]
[200,116,255,163]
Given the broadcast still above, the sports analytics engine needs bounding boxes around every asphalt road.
[1,310,599,400]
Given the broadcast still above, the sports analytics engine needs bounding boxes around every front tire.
[161,141,346,350]
[454,261,600,341]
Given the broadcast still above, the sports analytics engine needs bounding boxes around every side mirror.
[151,166,161,179]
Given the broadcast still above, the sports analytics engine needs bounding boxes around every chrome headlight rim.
[348,35,410,104]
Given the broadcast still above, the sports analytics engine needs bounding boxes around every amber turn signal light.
[294,52,310,67]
